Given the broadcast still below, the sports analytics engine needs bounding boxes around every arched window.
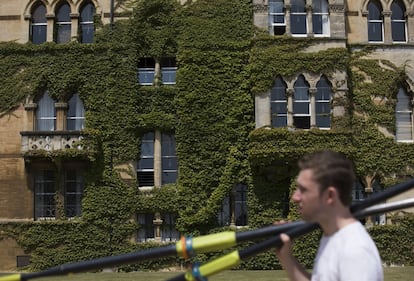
[396,87,413,142]
[30,2,47,44]
[79,1,95,43]
[36,91,56,131]
[367,0,383,42]
[391,0,407,43]
[271,76,287,127]
[161,133,178,185]
[269,0,286,35]
[290,0,307,36]
[312,0,329,36]
[315,76,332,128]
[67,94,85,130]
[55,2,71,43]
[293,75,310,129]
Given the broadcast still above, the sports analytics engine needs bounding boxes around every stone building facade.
[0,0,413,271]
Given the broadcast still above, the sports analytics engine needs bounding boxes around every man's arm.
[275,234,312,281]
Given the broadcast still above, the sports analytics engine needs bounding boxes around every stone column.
[407,12,414,43]
[55,102,68,131]
[306,4,313,36]
[24,103,37,131]
[154,130,162,187]
[154,59,161,86]
[70,13,79,41]
[285,4,291,35]
[383,11,392,44]
[46,14,55,42]
[287,88,294,127]
[153,212,163,242]
[309,88,317,127]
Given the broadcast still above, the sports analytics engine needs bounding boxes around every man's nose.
[292,190,301,202]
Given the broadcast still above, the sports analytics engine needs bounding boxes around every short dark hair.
[298,150,355,206]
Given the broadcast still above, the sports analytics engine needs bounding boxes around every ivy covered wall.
[0,0,413,271]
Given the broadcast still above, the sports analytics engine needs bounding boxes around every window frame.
[30,3,47,44]
[391,0,407,43]
[312,0,330,37]
[269,0,286,35]
[293,76,311,129]
[367,0,384,43]
[395,87,413,142]
[290,0,308,36]
[54,2,72,44]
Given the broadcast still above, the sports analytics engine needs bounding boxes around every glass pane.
[291,15,307,34]
[272,115,287,127]
[37,92,56,131]
[294,88,309,100]
[293,102,310,114]
[272,102,287,114]
[368,22,383,41]
[67,94,85,130]
[396,89,410,110]
[293,116,310,129]
[162,171,177,185]
[391,1,405,20]
[313,15,323,34]
[316,103,330,114]
[392,22,406,42]
[272,15,285,24]
[56,24,71,43]
[81,24,94,43]
[138,158,154,169]
[56,3,71,22]
[269,0,284,13]
[137,172,154,187]
[32,5,47,23]
[161,67,177,84]
[291,0,305,12]
[138,69,155,85]
[316,115,330,128]
[80,2,95,22]
[274,26,286,35]
[32,25,47,44]
[368,2,382,20]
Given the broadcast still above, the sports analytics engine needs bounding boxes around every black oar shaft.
[23,245,177,280]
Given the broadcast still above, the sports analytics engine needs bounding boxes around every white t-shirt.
[311,221,383,281]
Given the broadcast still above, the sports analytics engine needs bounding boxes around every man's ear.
[325,186,338,205]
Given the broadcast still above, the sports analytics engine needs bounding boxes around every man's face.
[292,169,325,222]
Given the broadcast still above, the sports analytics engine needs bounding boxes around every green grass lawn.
[2,267,411,281]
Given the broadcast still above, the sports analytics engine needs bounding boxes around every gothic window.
[218,184,248,227]
[30,2,47,44]
[161,133,178,184]
[67,94,85,131]
[396,87,413,142]
[55,2,72,43]
[293,75,310,129]
[36,91,56,131]
[137,132,155,187]
[367,0,384,42]
[391,0,407,43]
[137,213,155,241]
[64,170,83,217]
[269,0,286,35]
[79,1,96,43]
[290,0,307,36]
[315,76,332,128]
[271,76,288,127]
[161,213,180,242]
[137,132,178,187]
[161,58,177,85]
[138,58,155,85]
[312,0,330,36]
[34,170,56,219]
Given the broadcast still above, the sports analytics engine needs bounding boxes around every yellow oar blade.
[0,274,21,281]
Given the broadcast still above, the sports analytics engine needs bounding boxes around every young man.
[275,150,383,281]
